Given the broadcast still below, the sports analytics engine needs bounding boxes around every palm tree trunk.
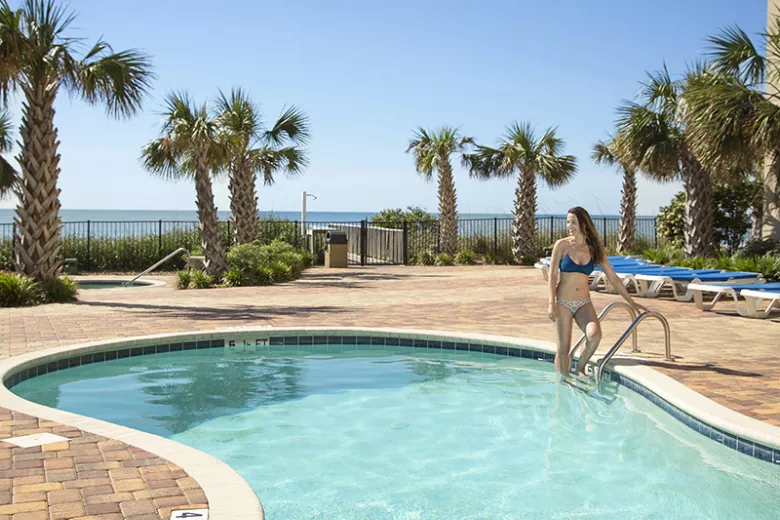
[13,83,62,284]
[617,168,637,253]
[512,168,537,262]
[194,147,227,277]
[437,159,458,257]
[681,154,716,257]
[229,156,259,245]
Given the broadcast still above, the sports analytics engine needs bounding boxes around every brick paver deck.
[0,265,778,518]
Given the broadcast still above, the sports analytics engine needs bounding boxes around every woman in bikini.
[547,207,648,377]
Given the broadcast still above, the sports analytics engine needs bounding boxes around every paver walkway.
[0,265,778,518]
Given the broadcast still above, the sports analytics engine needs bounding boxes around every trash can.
[325,230,348,268]
[63,258,78,275]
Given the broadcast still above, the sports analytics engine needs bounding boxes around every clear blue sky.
[0,0,767,215]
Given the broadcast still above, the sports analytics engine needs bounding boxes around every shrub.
[656,192,685,248]
[455,250,476,265]
[641,247,780,282]
[434,253,453,266]
[416,251,434,266]
[221,268,244,288]
[0,272,43,307]
[225,239,309,286]
[45,276,78,303]
[176,270,193,290]
[190,269,215,289]
[739,239,780,258]
[713,177,762,253]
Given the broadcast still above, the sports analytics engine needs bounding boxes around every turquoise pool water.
[12,344,780,519]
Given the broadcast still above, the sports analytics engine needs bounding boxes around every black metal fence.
[0,216,659,272]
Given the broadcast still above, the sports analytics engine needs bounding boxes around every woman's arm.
[547,240,565,321]
[600,258,649,314]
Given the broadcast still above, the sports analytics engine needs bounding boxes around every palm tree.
[215,89,309,245]
[141,92,227,278]
[683,21,780,241]
[464,122,577,262]
[0,110,17,199]
[592,133,637,253]
[0,0,153,284]
[617,68,716,257]
[406,127,472,256]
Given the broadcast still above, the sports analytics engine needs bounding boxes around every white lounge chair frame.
[687,283,780,318]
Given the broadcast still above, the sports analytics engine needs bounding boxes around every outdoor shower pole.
[301,191,307,249]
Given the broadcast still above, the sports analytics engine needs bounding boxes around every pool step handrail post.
[594,311,672,384]
[124,247,189,287]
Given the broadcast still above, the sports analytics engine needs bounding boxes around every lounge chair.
[686,281,780,318]
[632,271,763,301]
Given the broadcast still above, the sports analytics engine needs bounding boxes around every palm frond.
[264,105,310,146]
[253,146,308,186]
[641,65,679,117]
[77,45,154,118]
[706,25,764,85]
[0,154,17,199]
[592,139,617,166]
[462,145,510,180]
[0,1,25,105]
[215,87,261,141]
[140,137,186,181]
[538,153,577,187]
[616,101,681,181]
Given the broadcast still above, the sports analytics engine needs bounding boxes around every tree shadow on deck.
[72,300,347,322]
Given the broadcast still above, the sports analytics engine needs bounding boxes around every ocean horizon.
[0,209,644,224]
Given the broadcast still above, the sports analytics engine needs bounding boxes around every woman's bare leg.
[554,304,574,374]
[573,303,602,377]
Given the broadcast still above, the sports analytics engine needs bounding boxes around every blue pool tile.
[455,342,469,351]
[355,336,373,345]
[722,433,737,451]
[342,336,357,345]
[313,336,330,345]
[298,336,314,345]
[182,342,196,351]
[370,337,385,346]
[93,352,106,362]
[482,344,495,354]
[284,336,298,345]
[57,359,69,370]
[386,337,400,346]
[46,361,58,373]
[469,343,482,353]
[211,339,225,348]
[168,344,182,353]
[130,347,144,357]
[118,348,131,358]
[507,348,522,357]
[155,345,169,354]
[428,340,442,349]
[399,338,415,347]
[737,439,755,457]
[80,354,94,366]
[271,336,285,345]
[142,346,157,356]
[441,341,455,350]
[521,349,533,359]
[754,444,773,463]
[710,429,725,445]
[773,449,780,466]
[413,339,428,348]
[543,352,555,363]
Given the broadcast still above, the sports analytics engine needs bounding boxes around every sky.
[0,0,768,216]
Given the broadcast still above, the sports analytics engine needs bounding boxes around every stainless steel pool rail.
[594,312,672,383]
[124,248,189,287]
[568,302,673,384]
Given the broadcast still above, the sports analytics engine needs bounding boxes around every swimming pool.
[7,334,780,520]
[76,279,162,289]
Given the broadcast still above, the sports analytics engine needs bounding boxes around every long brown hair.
[568,206,605,265]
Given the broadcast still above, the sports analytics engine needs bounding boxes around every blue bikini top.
[560,253,595,275]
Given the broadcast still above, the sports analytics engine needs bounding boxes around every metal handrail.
[569,301,638,359]
[123,247,189,287]
[594,311,672,383]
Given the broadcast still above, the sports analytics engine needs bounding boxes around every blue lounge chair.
[632,270,763,301]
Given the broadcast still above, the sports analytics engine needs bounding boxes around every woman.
[547,207,648,377]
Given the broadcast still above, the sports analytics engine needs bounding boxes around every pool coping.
[0,326,778,520]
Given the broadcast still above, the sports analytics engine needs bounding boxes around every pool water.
[12,345,780,519]
[77,280,153,289]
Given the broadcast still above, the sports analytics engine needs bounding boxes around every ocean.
[0,209,631,224]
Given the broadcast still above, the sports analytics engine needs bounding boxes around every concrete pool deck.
[0,265,778,518]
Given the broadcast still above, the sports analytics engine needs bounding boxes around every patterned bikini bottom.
[556,298,591,315]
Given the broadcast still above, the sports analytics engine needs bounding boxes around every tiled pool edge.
[0,328,778,508]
